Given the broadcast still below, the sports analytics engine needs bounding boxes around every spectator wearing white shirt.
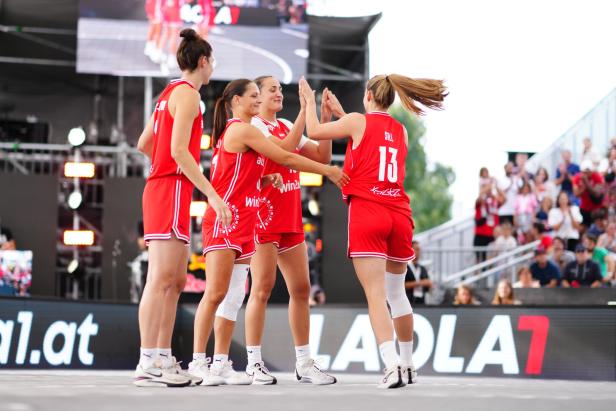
[497,161,520,226]
[513,266,540,288]
[548,191,583,251]
[581,136,601,168]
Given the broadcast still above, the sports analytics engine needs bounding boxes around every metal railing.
[440,240,540,288]
[0,142,148,178]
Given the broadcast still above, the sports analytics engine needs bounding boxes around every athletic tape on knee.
[385,271,413,318]
[216,264,249,321]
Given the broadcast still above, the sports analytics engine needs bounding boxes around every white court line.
[209,34,293,84]
[281,28,308,39]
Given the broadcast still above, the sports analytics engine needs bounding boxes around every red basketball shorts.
[143,177,192,244]
[255,232,305,253]
[347,197,415,262]
[202,229,256,260]
[162,3,182,27]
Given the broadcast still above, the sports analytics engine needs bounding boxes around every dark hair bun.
[180,28,199,41]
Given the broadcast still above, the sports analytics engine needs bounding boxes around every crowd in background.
[473,137,616,294]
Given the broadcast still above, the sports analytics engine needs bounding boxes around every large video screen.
[77,1,308,83]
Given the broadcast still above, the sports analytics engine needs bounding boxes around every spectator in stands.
[513,265,540,288]
[598,221,616,253]
[491,279,521,305]
[607,186,616,220]
[478,167,495,192]
[515,153,533,182]
[514,180,538,234]
[582,233,614,284]
[535,196,553,229]
[548,191,583,251]
[554,149,580,198]
[587,208,608,238]
[491,221,517,252]
[453,285,480,305]
[551,236,576,274]
[474,182,501,263]
[404,241,433,305]
[561,244,603,288]
[0,222,16,250]
[573,160,605,228]
[598,146,616,175]
[526,222,553,251]
[529,246,560,287]
[496,161,520,226]
[534,167,557,203]
[581,136,601,168]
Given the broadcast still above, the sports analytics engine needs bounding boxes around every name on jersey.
[384,131,394,142]
[279,180,301,194]
[155,100,167,112]
[370,186,402,197]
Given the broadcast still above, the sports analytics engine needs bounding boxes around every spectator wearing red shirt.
[572,160,605,227]
[474,184,502,263]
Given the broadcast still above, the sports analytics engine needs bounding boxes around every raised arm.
[238,124,349,188]
[169,85,231,226]
[300,78,364,142]
[299,87,332,163]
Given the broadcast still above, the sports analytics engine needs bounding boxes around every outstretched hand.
[320,87,332,123]
[299,77,316,105]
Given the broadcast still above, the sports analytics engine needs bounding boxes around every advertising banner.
[1,298,614,381]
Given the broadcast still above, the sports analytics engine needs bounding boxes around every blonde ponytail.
[367,74,447,115]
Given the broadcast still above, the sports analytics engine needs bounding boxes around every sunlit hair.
[366,74,447,115]
[492,279,516,305]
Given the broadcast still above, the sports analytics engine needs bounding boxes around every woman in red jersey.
[134,28,229,388]
[299,75,446,388]
[188,78,348,385]
[244,76,335,384]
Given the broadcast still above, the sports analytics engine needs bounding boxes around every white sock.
[399,340,414,368]
[157,348,173,368]
[295,344,311,365]
[139,347,157,368]
[192,352,206,362]
[379,341,399,370]
[247,345,262,365]
[212,354,228,370]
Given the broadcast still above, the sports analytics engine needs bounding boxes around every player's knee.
[385,273,413,318]
[173,274,187,293]
[215,284,245,321]
[205,288,228,306]
[251,279,275,303]
[288,281,310,301]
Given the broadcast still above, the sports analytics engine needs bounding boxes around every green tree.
[389,104,455,233]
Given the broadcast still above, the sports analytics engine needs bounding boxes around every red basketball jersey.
[203,119,265,240]
[252,116,303,234]
[342,111,411,213]
[148,79,202,181]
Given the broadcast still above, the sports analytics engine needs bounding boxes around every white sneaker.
[210,359,253,385]
[402,366,417,385]
[161,356,203,386]
[377,366,405,389]
[149,49,163,64]
[133,363,190,387]
[188,358,225,386]
[246,361,277,385]
[295,359,337,385]
[144,41,154,57]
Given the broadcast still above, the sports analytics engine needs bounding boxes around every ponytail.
[366,74,447,115]
[211,79,254,147]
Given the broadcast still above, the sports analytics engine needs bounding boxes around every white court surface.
[0,371,614,411]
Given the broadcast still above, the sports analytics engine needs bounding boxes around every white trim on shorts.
[349,252,415,262]
[278,241,304,255]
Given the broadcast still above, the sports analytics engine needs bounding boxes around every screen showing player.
[0,250,33,297]
[77,0,308,83]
